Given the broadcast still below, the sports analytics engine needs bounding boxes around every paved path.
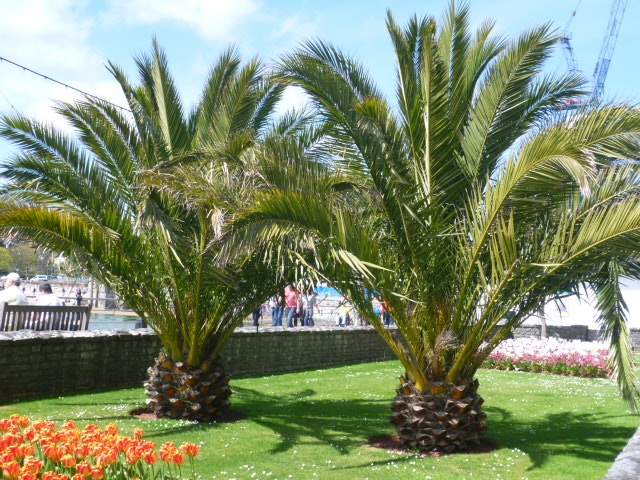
[604,427,640,479]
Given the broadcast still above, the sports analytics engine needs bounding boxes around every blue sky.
[1,0,639,158]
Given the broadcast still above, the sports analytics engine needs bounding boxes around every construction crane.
[560,1,581,75]
[591,0,627,101]
[560,0,627,105]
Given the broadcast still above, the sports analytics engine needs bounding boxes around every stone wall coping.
[604,427,640,480]
[0,324,388,342]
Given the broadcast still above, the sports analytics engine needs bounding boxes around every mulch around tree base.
[130,407,247,423]
[367,434,497,456]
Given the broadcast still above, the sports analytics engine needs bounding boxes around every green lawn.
[1,361,638,479]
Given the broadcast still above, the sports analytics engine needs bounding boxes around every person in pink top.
[284,284,300,328]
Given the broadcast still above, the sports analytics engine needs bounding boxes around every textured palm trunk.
[390,378,488,452]
[144,353,232,421]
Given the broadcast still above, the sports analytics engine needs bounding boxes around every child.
[337,299,350,327]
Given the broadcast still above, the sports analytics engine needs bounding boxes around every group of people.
[0,272,84,307]
[261,284,323,328]
[253,284,394,328]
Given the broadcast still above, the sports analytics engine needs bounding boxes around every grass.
[1,360,638,480]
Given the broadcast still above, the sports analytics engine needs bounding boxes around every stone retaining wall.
[512,324,605,342]
[0,327,398,401]
[1,325,638,402]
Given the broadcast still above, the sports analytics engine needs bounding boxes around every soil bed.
[130,407,247,423]
[367,434,497,456]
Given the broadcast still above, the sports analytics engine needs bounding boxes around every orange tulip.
[172,450,185,465]
[5,433,23,448]
[21,456,43,474]
[42,473,70,480]
[115,436,136,453]
[15,443,35,458]
[126,446,143,465]
[2,460,21,479]
[1,451,16,463]
[142,449,158,465]
[159,442,178,462]
[181,442,200,457]
[62,420,76,431]
[60,454,77,468]
[24,427,39,443]
[90,466,104,480]
[0,418,14,432]
[74,443,91,460]
[10,415,30,429]
[74,461,92,478]
[17,471,37,480]
[42,443,63,462]
[95,447,117,467]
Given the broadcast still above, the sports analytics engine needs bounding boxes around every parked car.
[30,275,49,282]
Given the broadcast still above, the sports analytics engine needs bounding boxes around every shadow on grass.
[230,386,636,472]
[231,385,392,455]
[485,406,636,469]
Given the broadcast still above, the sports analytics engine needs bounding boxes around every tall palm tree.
[0,40,285,421]
[233,2,640,451]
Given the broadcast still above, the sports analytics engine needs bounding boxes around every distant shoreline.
[91,309,139,317]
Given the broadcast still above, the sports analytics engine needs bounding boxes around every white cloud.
[1,0,96,72]
[2,0,93,40]
[269,13,317,42]
[276,85,309,116]
[0,1,126,159]
[104,0,261,41]
[0,0,115,116]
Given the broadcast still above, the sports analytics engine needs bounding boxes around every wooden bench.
[0,303,92,331]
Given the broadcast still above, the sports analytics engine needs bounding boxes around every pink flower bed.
[483,337,611,378]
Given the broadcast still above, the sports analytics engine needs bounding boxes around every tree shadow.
[485,406,636,469]
[231,385,393,454]
[227,387,635,471]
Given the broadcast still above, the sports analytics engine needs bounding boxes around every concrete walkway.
[604,427,640,479]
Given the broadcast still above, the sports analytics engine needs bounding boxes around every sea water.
[89,313,142,331]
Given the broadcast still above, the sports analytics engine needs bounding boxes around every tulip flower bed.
[483,337,611,378]
[0,415,199,480]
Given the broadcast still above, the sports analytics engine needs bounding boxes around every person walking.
[252,305,262,327]
[301,289,319,327]
[382,298,394,326]
[0,273,28,305]
[284,284,300,328]
[270,293,284,326]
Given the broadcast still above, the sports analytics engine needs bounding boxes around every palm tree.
[234,2,640,451]
[0,40,285,421]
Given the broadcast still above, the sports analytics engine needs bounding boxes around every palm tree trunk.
[390,378,488,452]
[144,353,232,421]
